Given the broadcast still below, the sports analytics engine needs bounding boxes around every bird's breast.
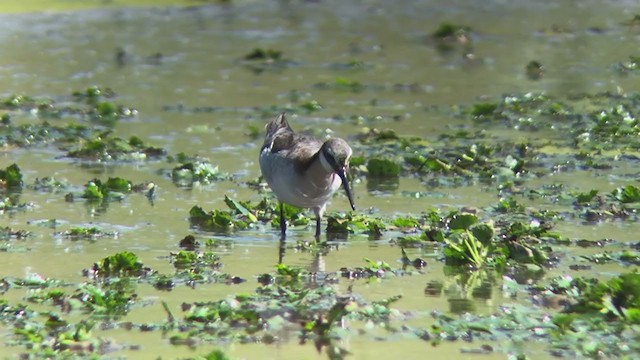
[259,151,341,209]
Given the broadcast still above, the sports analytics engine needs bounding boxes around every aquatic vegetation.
[243,48,282,61]
[171,159,230,186]
[270,201,310,228]
[171,250,222,270]
[525,60,544,80]
[56,226,118,241]
[611,184,640,203]
[30,176,69,192]
[178,234,199,250]
[193,350,231,360]
[443,220,503,268]
[340,258,398,279]
[312,77,368,93]
[0,163,22,189]
[565,184,640,222]
[581,251,640,266]
[170,250,234,285]
[175,263,401,358]
[299,99,323,113]
[0,120,93,149]
[79,178,129,201]
[621,13,640,26]
[89,251,150,278]
[66,132,165,161]
[431,22,472,40]
[425,210,555,268]
[1,274,65,289]
[240,48,295,73]
[326,212,386,238]
[334,77,365,92]
[614,55,640,72]
[574,189,599,206]
[23,279,137,317]
[72,279,137,316]
[470,103,498,117]
[429,22,473,53]
[1,87,135,127]
[328,59,371,71]
[72,86,116,103]
[0,226,30,240]
[63,177,153,205]
[73,86,136,125]
[528,272,640,356]
[367,158,401,178]
[189,205,254,233]
[190,195,313,233]
[0,195,32,212]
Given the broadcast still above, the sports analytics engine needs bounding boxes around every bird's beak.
[337,167,356,211]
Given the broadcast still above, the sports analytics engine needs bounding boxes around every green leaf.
[105,177,131,193]
[83,181,104,200]
[575,189,599,205]
[224,195,258,222]
[471,223,494,244]
[449,213,478,230]
[0,163,23,188]
[611,184,640,203]
[93,251,145,277]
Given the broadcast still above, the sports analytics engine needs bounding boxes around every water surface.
[1,1,639,359]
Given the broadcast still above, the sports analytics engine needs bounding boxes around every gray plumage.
[259,113,355,238]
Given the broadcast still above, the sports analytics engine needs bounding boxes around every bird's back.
[260,114,323,173]
[259,114,337,208]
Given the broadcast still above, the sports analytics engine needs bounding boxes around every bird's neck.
[305,151,338,190]
[318,150,335,172]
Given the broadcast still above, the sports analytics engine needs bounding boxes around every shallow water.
[1,0,640,359]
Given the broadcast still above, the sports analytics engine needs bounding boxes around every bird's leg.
[315,213,321,239]
[314,206,324,240]
[279,202,287,239]
[278,236,286,264]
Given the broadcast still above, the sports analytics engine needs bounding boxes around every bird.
[259,113,355,239]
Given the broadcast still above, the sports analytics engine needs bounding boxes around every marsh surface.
[1,1,640,359]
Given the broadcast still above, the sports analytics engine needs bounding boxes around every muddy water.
[1,0,639,359]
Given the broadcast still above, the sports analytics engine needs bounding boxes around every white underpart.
[318,150,335,172]
[259,147,341,211]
